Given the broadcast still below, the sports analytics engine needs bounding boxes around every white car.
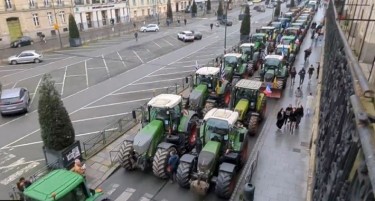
[8,50,43,65]
[177,31,195,42]
[247,1,254,6]
[140,24,159,32]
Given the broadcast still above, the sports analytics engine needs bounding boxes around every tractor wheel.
[187,116,199,149]
[152,147,177,179]
[203,101,215,116]
[118,141,134,171]
[259,97,267,120]
[223,90,231,107]
[215,171,236,199]
[276,79,284,89]
[176,162,193,188]
[248,115,259,136]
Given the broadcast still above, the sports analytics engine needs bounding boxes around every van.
[0,87,30,116]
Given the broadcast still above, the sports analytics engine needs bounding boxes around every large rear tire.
[259,97,267,120]
[119,142,134,171]
[176,162,193,188]
[215,171,236,199]
[248,115,259,136]
[152,147,177,179]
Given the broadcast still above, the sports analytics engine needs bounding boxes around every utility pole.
[224,0,228,53]
[51,0,63,48]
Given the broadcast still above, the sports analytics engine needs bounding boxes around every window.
[5,0,12,9]
[141,0,144,5]
[29,0,35,7]
[44,0,49,6]
[59,11,65,24]
[56,0,62,5]
[132,0,136,6]
[47,12,53,25]
[32,13,39,26]
[133,10,137,17]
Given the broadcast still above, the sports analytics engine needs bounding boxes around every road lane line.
[132,50,144,63]
[174,59,207,64]
[111,86,171,96]
[30,77,42,106]
[162,39,174,46]
[87,67,107,70]
[106,183,120,196]
[0,69,24,72]
[85,60,89,88]
[114,188,136,201]
[0,161,40,185]
[146,49,151,53]
[140,193,153,201]
[132,77,186,86]
[102,54,111,78]
[164,66,195,70]
[0,153,16,166]
[0,159,44,170]
[65,74,86,77]
[72,112,131,123]
[82,98,150,110]
[61,66,68,95]
[153,41,162,48]
[116,51,127,69]
[147,70,194,77]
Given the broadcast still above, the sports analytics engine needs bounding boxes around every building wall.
[0,0,72,45]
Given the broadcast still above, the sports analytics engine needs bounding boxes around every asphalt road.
[0,3,286,199]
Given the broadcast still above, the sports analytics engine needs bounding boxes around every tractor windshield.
[149,105,180,122]
[224,56,238,65]
[235,88,257,101]
[205,118,229,142]
[240,46,252,55]
[251,35,264,43]
[264,58,281,70]
[196,74,215,89]
[281,38,293,45]
[275,47,288,56]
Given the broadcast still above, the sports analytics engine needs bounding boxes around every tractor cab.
[195,67,220,91]
[291,22,305,29]
[261,55,285,82]
[275,44,290,58]
[250,33,267,50]
[295,19,308,27]
[278,17,291,28]
[270,21,283,30]
[258,26,276,39]
[283,12,294,20]
[280,35,299,53]
[239,43,256,62]
[223,53,244,76]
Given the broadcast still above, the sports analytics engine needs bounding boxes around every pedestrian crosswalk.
[109,186,170,201]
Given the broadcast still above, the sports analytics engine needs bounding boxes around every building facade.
[0,0,72,45]
[73,0,130,30]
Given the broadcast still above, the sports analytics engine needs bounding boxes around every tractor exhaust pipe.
[190,180,209,196]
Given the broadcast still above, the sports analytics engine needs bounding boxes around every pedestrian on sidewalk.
[210,23,213,30]
[184,18,187,26]
[295,87,303,106]
[304,48,312,62]
[167,150,179,183]
[298,68,306,85]
[306,93,314,116]
[41,34,46,43]
[276,108,285,129]
[311,21,317,30]
[290,67,297,85]
[133,22,136,29]
[134,32,138,41]
[289,107,297,133]
[308,65,315,80]
[295,105,304,128]
[284,104,293,125]
[316,62,320,79]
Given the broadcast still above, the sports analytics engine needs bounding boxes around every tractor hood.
[235,99,249,121]
[133,120,164,155]
[198,141,221,173]
[264,69,276,82]
[189,84,207,109]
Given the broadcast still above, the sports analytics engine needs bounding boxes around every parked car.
[8,50,43,65]
[254,5,266,12]
[0,87,30,116]
[266,3,274,8]
[10,36,34,48]
[190,30,203,40]
[247,1,254,6]
[177,31,195,42]
[220,18,233,26]
[140,24,159,32]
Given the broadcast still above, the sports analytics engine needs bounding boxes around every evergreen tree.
[217,0,224,16]
[167,0,173,20]
[68,14,80,39]
[240,5,251,35]
[274,1,281,18]
[38,74,75,151]
[290,0,295,8]
[191,0,197,14]
[207,0,211,11]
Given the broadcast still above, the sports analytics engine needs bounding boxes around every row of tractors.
[115,4,316,201]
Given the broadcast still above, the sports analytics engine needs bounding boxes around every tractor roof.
[261,26,275,30]
[252,33,267,36]
[281,35,295,39]
[204,108,239,126]
[277,44,291,49]
[240,43,255,48]
[196,67,220,75]
[224,53,242,58]
[148,94,181,108]
[265,55,283,60]
[286,27,300,30]
[235,79,262,90]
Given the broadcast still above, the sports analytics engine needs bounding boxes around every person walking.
[134,32,138,41]
[304,47,312,62]
[289,108,297,134]
[276,108,285,129]
[167,151,179,183]
[184,18,187,26]
[284,104,293,125]
[290,67,297,85]
[295,105,304,128]
[316,62,320,79]
[298,68,306,85]
[210,23,213,30]
[306,93,314,116]
[295,87,303,106]
[308,65,315,80]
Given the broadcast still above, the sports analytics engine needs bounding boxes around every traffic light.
[54,23,59,30]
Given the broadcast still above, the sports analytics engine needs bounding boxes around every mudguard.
[178,110,197,133]
[157,142,175,150]
[219,162,236,174]
[216,80,229,95]
[124,134,136,143]
[180,153,197,164]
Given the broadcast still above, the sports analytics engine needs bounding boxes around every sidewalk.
[242,7,326,201]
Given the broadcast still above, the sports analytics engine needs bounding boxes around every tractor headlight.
[164,120,169,125]
[250,102,255,108]
[173,123,177,131]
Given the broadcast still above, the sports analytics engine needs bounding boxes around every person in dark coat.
[284,104,293,125]
[289,108,297,133]
[295,105,304,128]
[167,150,179,183]
[276,108,285,129]
[290,67,297,85]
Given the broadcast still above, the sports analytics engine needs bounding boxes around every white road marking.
[0,159,44,170]
[61,66,68,95]
[133,50,144,63]
[0,161,40,185]
[114,187,136,201]
[147,70,194,77]
[140,193,153,201]
[132,77,186,86]
[153,41,162,48]
[12,82,17,88]
[187,53,216,58]
[66,74,86,77]
[82,98,150,110]
[29,77,42,105]
[106,183,120,196]
[102,55,111,78]
[85,60,89,88]
[146,49,151,53]
[164,66,195,70]
[71,112,131,123]
[0,153,16,166]
[111,86,171,96]
[162,39,174,46]
[0,158,26,174]
[0,69,24,72]
[174,59,207,64]
[87,67,107,70]
[117,52,127,69]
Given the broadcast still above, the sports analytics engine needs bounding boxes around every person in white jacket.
[306,93,314,116]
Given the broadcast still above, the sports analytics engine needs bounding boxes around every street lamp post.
[224,0,228,53]
[52,0,63,48]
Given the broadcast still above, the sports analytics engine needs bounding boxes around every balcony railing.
[5,4,15,11]
[55,0,65,6]
[75,0,85,5]
[29,2,38,8]
[44,0,51,7]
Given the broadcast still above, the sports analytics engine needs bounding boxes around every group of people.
[276,104,304,133]
[289,64,318,86]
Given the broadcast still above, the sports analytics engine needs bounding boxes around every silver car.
[8,50,43,65]
[0,88,30,116]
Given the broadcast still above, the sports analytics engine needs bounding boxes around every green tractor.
[119,94,199,179]
[250,33,267,51]
[259,55,288,98]
[239,43,263,74]
[229,79,267,135]
[275,44,296,66]
[223,53,247,83]
[176,108,248,199]
[23,169,103,201]
[187,67,231,117]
